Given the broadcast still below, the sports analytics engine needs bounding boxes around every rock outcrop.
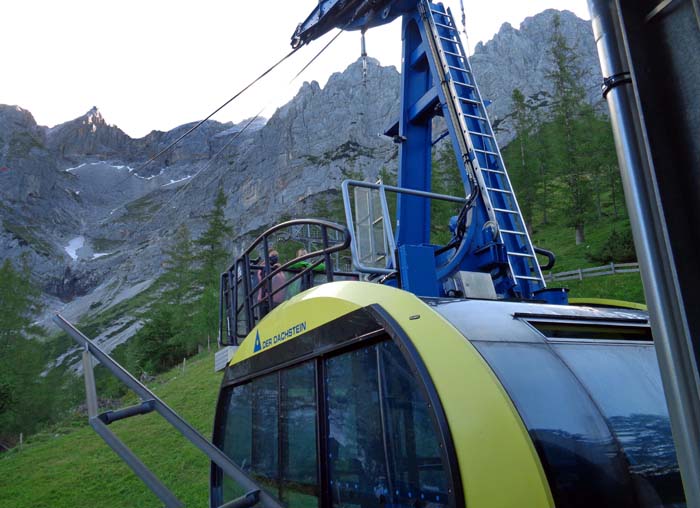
[0,9,601,338]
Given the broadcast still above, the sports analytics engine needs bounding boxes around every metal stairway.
[425,2,546,297]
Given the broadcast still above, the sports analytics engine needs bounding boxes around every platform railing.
[53,314,284,508]
[219,219,354,345]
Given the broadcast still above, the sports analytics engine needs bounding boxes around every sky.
[1,0,590,138]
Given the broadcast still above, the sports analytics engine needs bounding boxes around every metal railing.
[219,219,355,345]
[341,179,467,275]
[53,314,284,508]
[545,262,640,282]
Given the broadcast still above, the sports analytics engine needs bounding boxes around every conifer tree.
[193,184,233,342]
[548,14,593,244]
[195,185,233,287]
[0,259,50,442]
[161,223,195,307]
[510,88,537,230]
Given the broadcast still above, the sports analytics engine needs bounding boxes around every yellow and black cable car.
[211,220,686,508]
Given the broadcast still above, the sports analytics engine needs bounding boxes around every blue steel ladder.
[425,2,546,297]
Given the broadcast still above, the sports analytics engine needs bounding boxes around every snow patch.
[162,175,193,187]
[92,252,110,259]
[64,162,136,174]
[64,236,85,260]
[133,167,165,180]
[64,163,87,172]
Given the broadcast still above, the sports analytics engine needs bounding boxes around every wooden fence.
[544,262,640,282]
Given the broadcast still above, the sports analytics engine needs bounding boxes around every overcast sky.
[2,0,591,138]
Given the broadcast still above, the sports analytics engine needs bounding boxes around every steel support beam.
[587,1,700,505]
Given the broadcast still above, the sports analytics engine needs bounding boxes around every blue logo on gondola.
[253,331,262,352]
[253,321,307,354]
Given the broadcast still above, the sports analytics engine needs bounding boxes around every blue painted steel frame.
[293,0,548,300]
[396,5,495,295]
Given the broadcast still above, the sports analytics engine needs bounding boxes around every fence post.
[578,268,583,280]
[611,261,616,274]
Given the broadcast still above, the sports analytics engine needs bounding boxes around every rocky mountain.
[0,9,603,351]
[472,9,602,139]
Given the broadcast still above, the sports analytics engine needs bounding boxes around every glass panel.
[325,342,452,508]
[326,346,387,507]
[252,373,280,495]
[281,362,319,508]
[475,341,638,508]
[221,383,252,500]
[555,343,686,508]
[379,341,449,506]
[529,321,652,341]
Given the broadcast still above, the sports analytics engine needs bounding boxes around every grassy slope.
[530,218,645,304]
[0,351,222,508]
[0,183,645,507]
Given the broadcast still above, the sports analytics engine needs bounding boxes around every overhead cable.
[139,47,300,172]
[133,28,347,235]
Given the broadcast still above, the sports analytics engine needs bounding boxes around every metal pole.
[82,350,99,419]
[54,314,285,508]
[587,1,700,505]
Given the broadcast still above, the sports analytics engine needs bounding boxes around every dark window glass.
[326,346,387,507]
[281,362,319,508]
[218,363,319,507]
[474,341,639,508]
[221,383,252,501]
[219,373,279,502]
[528,321,652,341]
[554,343,686,508]
[325,341,450,508]
[379,341,449,505]
[252,373,279,486]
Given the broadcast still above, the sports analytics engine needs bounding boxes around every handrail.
[53,314,285,508]
[341,179,468,276]
[219,219,353,345]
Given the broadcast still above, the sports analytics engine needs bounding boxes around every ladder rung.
[452,80,474,88]
[438,35,458,43]
[447,65,469,73]
[444,50,466,59]
[515,275,543,281]
[494,207,518,214]
[474,148,499,157]
[468,131,494,139]
[486,187,513,194]
[507,251,536,258]
[463,113,487,121]
[481,168,506,175]
[500,229,526,235]
[459,97,480,105]
[430,9,449,17]
[434,21,456,31]
[515,274,543,281]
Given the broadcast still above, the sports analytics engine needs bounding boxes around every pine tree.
[195,185,233,287]
[161,223,195,307]
[0,259,50,442]
[510,88,537,231]
[193,184,233,342]
[548,14,593,244]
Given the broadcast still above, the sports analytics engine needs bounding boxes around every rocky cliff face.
[0,9,602,343]
[470,9,603,141]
